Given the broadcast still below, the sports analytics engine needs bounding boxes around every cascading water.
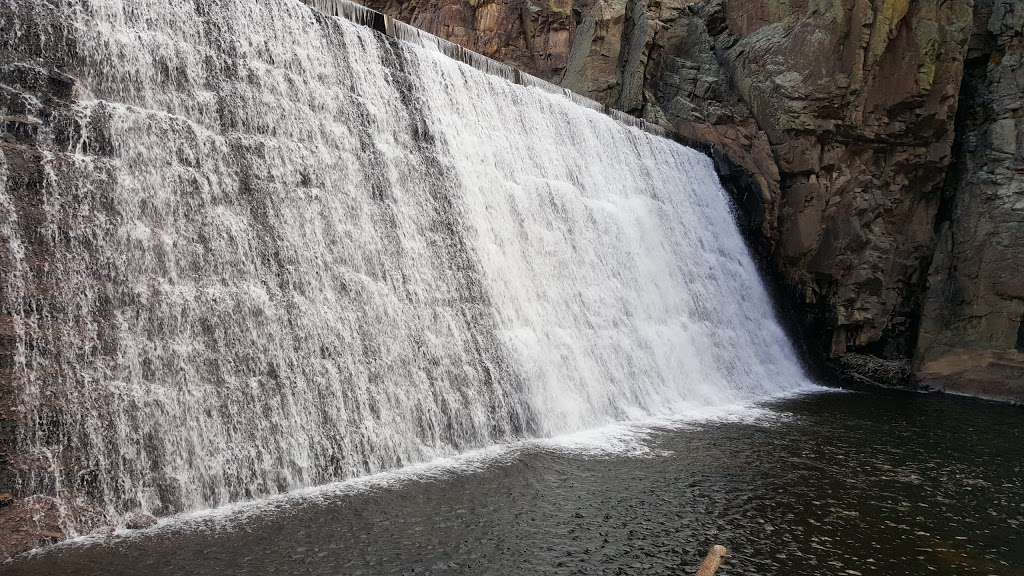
[0,0,815,535]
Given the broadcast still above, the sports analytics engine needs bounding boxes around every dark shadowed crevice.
[706,149,841,387]
[1016,317,1024,353]
[613,0,648,113]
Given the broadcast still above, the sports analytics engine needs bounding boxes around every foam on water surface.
[23,386,828,557]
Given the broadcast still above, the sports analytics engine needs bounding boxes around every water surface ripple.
[5,390,1022,576]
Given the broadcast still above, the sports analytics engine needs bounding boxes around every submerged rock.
[90,525,117,537]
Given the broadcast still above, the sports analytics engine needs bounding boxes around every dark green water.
[3,390,1022,576]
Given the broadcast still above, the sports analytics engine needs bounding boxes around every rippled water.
[5,390,1022,576]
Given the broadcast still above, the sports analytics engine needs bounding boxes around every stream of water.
[1,0,812,535]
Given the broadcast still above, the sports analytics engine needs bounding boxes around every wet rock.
[125,512,159,530]
[677,0,974,374]
[90,525,117,536]
[0,496,64,560]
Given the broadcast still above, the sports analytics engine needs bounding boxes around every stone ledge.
[918,350,1024,405]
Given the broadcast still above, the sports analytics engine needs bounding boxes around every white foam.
[23,386,831,558]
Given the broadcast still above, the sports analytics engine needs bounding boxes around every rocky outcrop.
[915,0,1024,402]
[0,496,63,558]
[364,0,1022,400]
[360,0,684,107]
[362,0,578,84]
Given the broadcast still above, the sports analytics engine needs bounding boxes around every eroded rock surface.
[365,0,1022,398]
[0,496,63,559]
[916,0,1024,402]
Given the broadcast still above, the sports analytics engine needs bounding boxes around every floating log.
[697,545,728,576]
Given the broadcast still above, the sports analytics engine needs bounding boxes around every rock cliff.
[362,0,1024,400]
[916,0,1024,402]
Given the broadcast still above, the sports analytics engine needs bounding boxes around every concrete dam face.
[0,0,813,537]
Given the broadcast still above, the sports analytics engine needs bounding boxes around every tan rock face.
[366,0,1021,398]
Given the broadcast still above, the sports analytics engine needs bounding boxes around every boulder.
[124,512,159,530]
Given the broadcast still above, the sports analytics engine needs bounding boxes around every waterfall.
[0,0,814,534]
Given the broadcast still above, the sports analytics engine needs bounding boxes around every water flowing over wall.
[0,0,813,537]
